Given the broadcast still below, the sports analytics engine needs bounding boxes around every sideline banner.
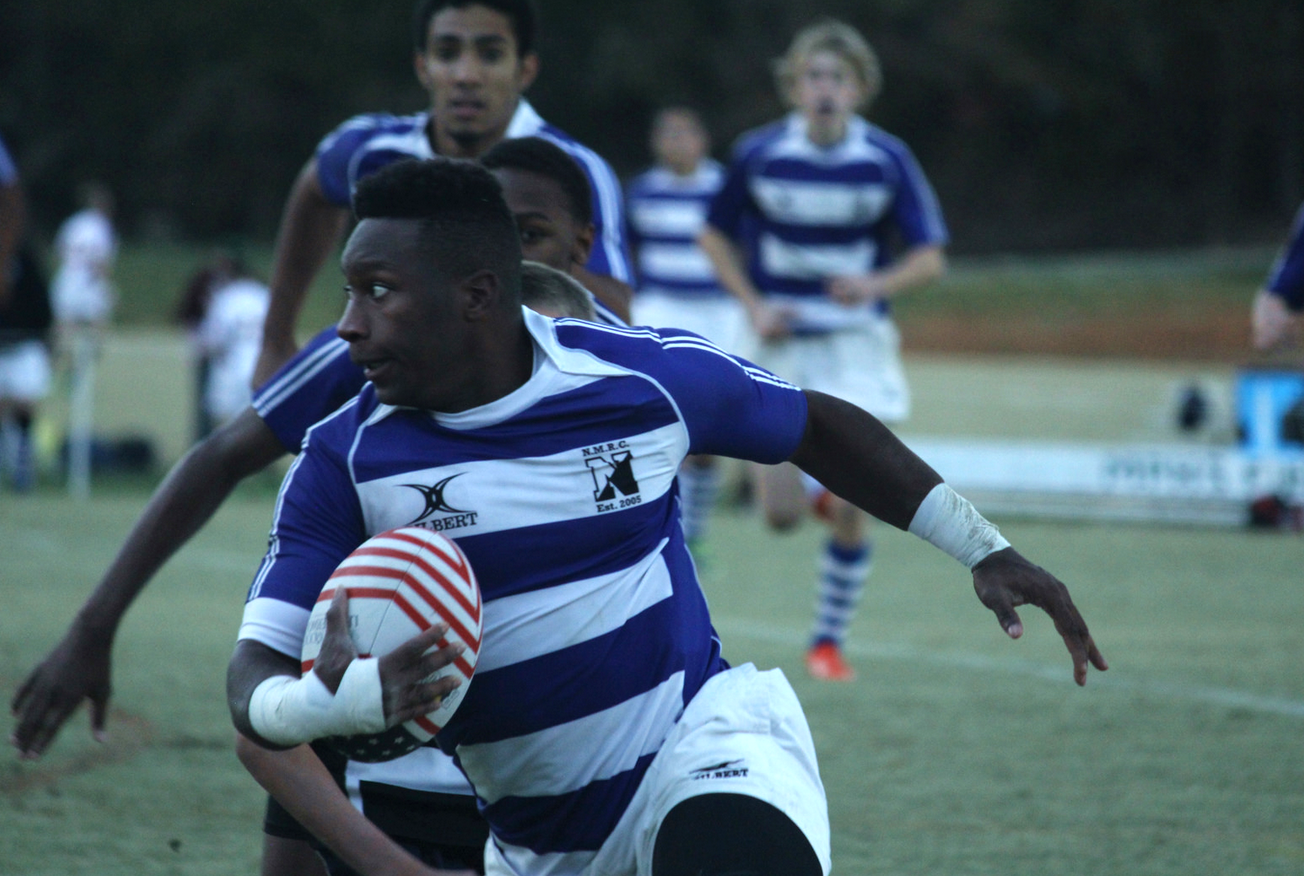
[903,436,1304,526]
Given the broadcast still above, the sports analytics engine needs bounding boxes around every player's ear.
[571,223,595,269]
[461,270,501,321]
[516,52,540,92]
[414,50,433,90]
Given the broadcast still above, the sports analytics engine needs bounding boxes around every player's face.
[792,51,865,142]
[492,167,594,273]
[651,112,709,176]
[338,218,476,411]
[416,4,540,157]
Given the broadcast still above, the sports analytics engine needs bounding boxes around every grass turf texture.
[3,493,1302,875]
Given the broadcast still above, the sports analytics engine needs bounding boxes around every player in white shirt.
[51,183,117,327]
[198,272,270,425]
[51,182,118,498]
[699,20,949,681]
[227,157,1105,876]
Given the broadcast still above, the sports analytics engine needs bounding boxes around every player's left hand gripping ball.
[301,527,483,761]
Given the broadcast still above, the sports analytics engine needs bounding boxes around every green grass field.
[3,242,1302,874]
[3,492,1302,875]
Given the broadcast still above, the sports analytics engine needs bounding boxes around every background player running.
[699,19,949,681]
[626,106,740,552]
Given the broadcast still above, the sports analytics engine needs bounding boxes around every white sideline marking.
[714,617,1304,719]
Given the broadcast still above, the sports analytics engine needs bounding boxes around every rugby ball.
[300,527,482,762]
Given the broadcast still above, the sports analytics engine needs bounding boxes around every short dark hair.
[352,158,521,294]
[479,136,592,226]
[412,0,538,56]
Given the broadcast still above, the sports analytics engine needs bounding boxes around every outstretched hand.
[971,547,1108,686]
[11,627,112,759]
[313,588,464,726]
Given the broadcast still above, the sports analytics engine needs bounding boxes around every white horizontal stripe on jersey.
[750,178,893,227]
[491,843,594,876]
[477,540,673,673]
[639,242,717,283]
[354,422,688,537]
[759,232,876,281]
[631,199,709,238]
[768,114,893,166]
[346,746,474,796]
[458,670,685,804]
[238,598,312,658]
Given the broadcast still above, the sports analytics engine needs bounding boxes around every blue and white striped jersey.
[706,113,947,330]
[315,100,632,284]
[626,160,725,298]
[1266,202,1304,311]
[238,309,808,873]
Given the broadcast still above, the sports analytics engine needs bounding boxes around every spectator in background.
[0,133,53,492]
[51,182,117,497]
[52,182,117,330]
[197,258,270,429]
[1252,202,1304,351]
[626,106,739,552]
[699,19,949,681]
[177,252,269,440]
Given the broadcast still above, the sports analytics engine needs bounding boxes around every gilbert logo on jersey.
[401,475,480,533]
[582,441,641,512]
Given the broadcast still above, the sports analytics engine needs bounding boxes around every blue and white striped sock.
[810,540,872,648]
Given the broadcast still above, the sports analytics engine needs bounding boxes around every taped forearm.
[247,660,386,747]
[908,483,1010,569]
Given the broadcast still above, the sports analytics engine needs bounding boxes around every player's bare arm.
[1251,289,1298,351]
[789,390,1107,684]
[11,409,286,759]
[698,224,789,339]
[255,159,351,386]
[236,738,473,876]
[826,244,946,305]
[228,588,462,751]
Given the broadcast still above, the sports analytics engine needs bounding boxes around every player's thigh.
[753,460,806,529]
[652,792,822,876]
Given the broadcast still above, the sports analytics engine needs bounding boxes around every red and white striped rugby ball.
[300,527,483,762]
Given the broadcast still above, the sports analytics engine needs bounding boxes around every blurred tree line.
[2,0,1301,254]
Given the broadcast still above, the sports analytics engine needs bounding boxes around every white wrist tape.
[908,483,1010,569]
[247,658,387,746]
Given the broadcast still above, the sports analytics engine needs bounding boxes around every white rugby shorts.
[632,292,750,357]
[580,663,832,876]
[0,340,52,402]
[745,314,909,424]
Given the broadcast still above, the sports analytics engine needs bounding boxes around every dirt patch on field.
[0,709,155,795]
[901,305,1271,363]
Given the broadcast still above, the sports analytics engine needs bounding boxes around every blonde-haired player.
[700,18,949,680]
